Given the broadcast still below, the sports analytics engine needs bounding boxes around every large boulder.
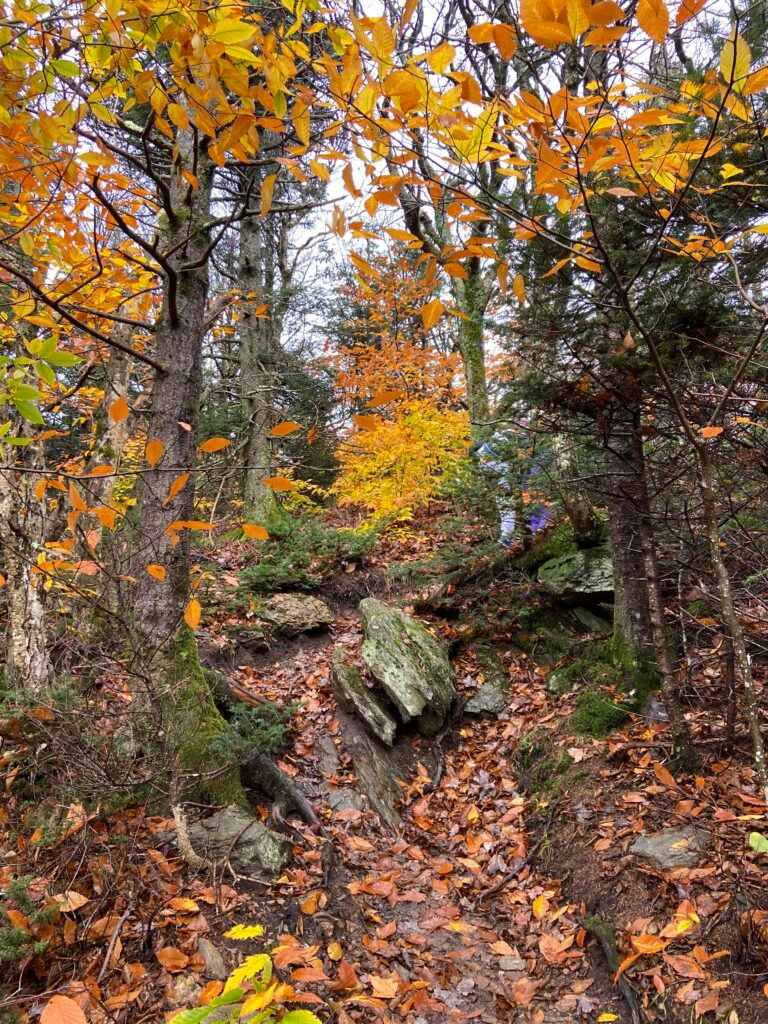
[465,646,510,718]
[331,647,397,746]
[359,598,455,736]
[188,806,292,875]
[256,593,333,636]
[538,545,613,600]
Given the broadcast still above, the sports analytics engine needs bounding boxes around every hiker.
[476,430,552,547]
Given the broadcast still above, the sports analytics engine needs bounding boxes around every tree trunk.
[130,124,243,806]
[552,433,602,546]
[453,266,490,440]
[239,170,282,519]
[0,435,54,694]
[602,401,655,679]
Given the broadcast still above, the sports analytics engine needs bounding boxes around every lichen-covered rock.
[331,647,397,746]
[359,598,455,736]
[256,593,333,636]
[630,826,710,870]
[538,545,613,599]
[188,806,292,875]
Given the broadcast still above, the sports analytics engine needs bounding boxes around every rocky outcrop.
[630,826,710,870]
[537,545,613,600]
[255,593,333,636]
[188,806,292,875]
[331,647,397,746]
[360,598,455,736]
[465,646,510,718]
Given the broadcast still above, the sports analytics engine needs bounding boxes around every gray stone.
[169,973,202,1006]
[331,647,397,745]
[499,956,526,972]
[360,598,455,737]
[188,806,293,876]
[465,647,510,718]
[328,787,365,812]
[197,938,227,980]
[256,594,333,636]
[538,545,614,599]
[630,826,710,870]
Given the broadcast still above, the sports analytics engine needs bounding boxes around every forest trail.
[186,556,765,1024]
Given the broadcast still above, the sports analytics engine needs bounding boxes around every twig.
[475,802,557,906]
[96,899,135,983]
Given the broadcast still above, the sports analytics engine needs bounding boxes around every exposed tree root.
[581,914,645,1024]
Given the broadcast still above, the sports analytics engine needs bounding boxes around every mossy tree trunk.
[130,118,244,806]
[453,263,491,442]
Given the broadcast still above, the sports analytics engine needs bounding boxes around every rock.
[328,787,365,812]
[197,938,227,980]
[231,623,269,653]
[630,826,710,870]
[168,973,202,1007]
[360,598,455,737]
[538,545,614,600]
[465,646,510,718]
[256,594,333,636]
[188,806,293,875]
[499,955,526,972]
[315,732,341,777]
[336,708,404,829]
[331,647,397,746]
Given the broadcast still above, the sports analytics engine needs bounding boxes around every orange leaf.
[306,427,318,444]
[699,425,724,438]
[200,981,224,1005]
[243,523,269,540]
[675,0,706,26]
[264,476,294,491]
[146,438,164,467]
[420,298,444,331]
[368,974,399,999]
[260,172,277,216]
[155,946,189,973]
[89,464,115,477]
[637,0,669,44]
[165,473,190,504]
[652,761,677,788]
[366,389,405,407]
[184,599,201,630]
[41,996,87,1024]
[270,421,301,436]
[146,564,166,581]
[352,414,378,431]
[199,436,231,453]
[292,966,329,983]
[108,396,129,423]
[631,933,669,954]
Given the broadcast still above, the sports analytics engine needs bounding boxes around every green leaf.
[167,1008,211,1024]
[207,19,256,44]
[273,91,287,119]
[36,361,56,386]
[13,384,43,401]
[51,58,80,77]
[280,1012,323,1024]
[223,924,265,940]
[224,954,272,992]
[748,831,768,853]
[209,988,244,1008]
[46,350,81,367]
[14,400,44,424]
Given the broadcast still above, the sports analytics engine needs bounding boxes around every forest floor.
[2,513,767,1024]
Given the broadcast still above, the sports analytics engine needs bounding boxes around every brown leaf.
[40,996,87,1024]
[156,947,190,973]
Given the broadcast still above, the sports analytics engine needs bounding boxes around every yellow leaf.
[513,273,526,304]
[146,564,166,581]
[637,0,669,45]
[327,941,343,961]
[270,420,301,436]
[206,19,256,45]
[167,103,190,131]
[146,438,164,467]
[421,298,444,330]
[184,599,201,630]
[243,523,269,540]
[199,436,231,453]
[720,29,751,89]
[368,974,399,999]
[260,172,277,216]
[264,476,294,491]
[108,396,129,422]
[223,924,265,940]
[426,41,455,74]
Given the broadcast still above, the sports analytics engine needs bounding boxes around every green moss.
[164,628,245,806]
[516,522,578,575]
[570,690,630,737]
[516,728,575,794]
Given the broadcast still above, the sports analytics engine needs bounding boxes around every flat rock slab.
[465,646,510,718]
[630,826,710,870]
[331,647,397,746]
[188,806,292,876]
[256,594,333,636]
[360,598,455,737]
